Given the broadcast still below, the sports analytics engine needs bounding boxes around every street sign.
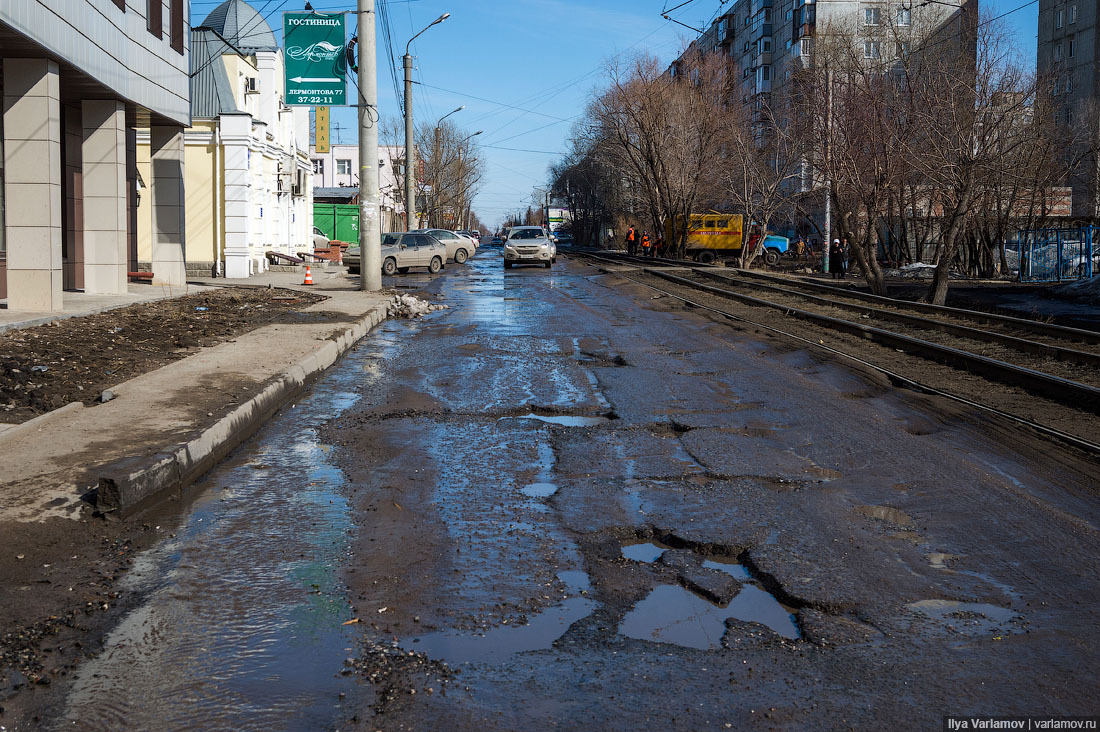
[283,12,347,106]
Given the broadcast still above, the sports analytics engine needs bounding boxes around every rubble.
[387,294,448,319]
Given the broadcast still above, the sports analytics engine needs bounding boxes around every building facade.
[1038,0,1098,219]
[310,144,407,232]
[1,0,190,310]
[136,0,314,279]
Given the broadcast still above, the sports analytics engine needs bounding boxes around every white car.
[345,232,447,275]
[503,226,555,269]
[412,229,475,264]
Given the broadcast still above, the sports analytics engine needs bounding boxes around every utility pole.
[358,0,381,290]
[823,69,833,274]
[404,14,450,231]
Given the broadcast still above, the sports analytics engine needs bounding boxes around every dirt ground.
[0,288,328,424]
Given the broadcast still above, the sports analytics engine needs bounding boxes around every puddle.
[503,413,610,427]
[521,482,559,498]
[907,599,1021,633]
[620,583,800,648]
[401,571,595,665]
[622,541,671,563]
[702,557,753,581]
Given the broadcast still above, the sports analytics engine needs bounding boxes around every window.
[760,38,772,52]
[1069,4,1077,23]
[1068,36,1075,57]
[147,0,162,37]
[786,9,793,20]
[1056,9,1064,27]
[864,40,881,58]
[786,38,793,49]
[864,6,881,25]
[336,159,351,175]
[1066,76,1073,93]
[313,159,325,175]
[170,0,183,53]
[1054,42,1064,61]
[761,65,771,80]
[897,7,910,25]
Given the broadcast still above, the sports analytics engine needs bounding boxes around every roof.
[189,29,243,117]
[199,0,279,52]
[314,187,360,203]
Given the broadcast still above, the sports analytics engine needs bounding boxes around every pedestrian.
[795,236,806,257]
[641,231,651,256]
[841,237,850,279]
[829,239,845,280]
[626,226,637,255]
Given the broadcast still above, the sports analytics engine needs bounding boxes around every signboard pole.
[357,0,381,290]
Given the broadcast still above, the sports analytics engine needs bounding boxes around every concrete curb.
[96,303,389,518]
[0,401,85,443]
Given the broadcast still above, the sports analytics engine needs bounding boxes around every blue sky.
[191,0,1040,228]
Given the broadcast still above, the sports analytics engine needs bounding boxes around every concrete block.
[96,452,181,517]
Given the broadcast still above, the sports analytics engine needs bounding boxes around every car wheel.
[454,248,468,264]
[504,261,513,269]
[764,248,781,266]
[696,250,716,264]
[382,258,397,276]
[544,261,552,269]
[398,267,410,274]
[348,266,360,274]
[429,256,443,274]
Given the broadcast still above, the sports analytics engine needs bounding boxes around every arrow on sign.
[290,76,341,83]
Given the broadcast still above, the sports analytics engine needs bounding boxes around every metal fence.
[1013,226,1098,282]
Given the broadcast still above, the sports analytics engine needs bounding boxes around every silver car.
[345,232,447,275]
[412,229,475,264]
[503,226,555,269]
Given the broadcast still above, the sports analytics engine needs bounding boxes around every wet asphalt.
[44,252,1099,730]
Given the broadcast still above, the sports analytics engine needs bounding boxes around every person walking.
[840,237,850,278]
[641,231,651,256]
[626,226,637,255]
[829,239,845,280]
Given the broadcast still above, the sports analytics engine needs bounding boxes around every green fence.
[313,203,359,243]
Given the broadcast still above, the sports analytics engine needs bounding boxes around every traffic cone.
[302,264,314,285]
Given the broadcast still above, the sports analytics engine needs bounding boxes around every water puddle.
[622,541,671,563]
[521,482,559,498]
[907,599,1022,634]
[401,571,595,665]
[702,557,753,581]
[502,412,610,427]
[620,583,800,648]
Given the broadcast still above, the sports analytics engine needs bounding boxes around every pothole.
[906,599,1023,635]
[521,482,559,498]
[618,540,801,645]
[501,413,611,427]
[400,570,595,665]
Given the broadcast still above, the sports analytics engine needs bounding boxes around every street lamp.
[404,12,450,230]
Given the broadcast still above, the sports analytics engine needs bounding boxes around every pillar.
[81,100,128,294]
[3,59,63,311]
[150,124,186,286]
[220,114,252,278]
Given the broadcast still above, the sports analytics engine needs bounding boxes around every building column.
[220,114,252,278]
[81,100,127,294]
[3,59,63,311]
[150,124,186,286]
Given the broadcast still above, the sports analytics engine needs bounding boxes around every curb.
[0,401,85,443]
[96,303,388,518]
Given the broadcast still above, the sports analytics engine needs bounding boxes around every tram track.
[568,249,1100,457]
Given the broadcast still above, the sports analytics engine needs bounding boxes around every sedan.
[312,226,330,249]
[411,229,475,264]
[344,232,447,275]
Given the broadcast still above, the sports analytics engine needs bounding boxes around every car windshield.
[511,229,542,240]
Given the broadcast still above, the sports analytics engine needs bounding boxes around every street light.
[404,13,450,230]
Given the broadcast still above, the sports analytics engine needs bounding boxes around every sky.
[189,0,1042,228]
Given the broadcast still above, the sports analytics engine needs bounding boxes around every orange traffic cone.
[302,264,314,285]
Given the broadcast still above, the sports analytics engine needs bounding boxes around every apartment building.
[1038,0,1098,218]
[1,0,190,310]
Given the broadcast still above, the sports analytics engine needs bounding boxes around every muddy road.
[21,254,1100,730]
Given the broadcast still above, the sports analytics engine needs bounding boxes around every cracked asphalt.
[22,252,1098,731]
[325,253,1099,729]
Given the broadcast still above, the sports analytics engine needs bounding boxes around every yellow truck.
[670,213,789,265]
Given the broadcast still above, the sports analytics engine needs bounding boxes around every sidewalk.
[0,265,389,522]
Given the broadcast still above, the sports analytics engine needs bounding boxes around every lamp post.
[404,12,450,231]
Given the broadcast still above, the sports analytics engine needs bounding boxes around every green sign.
[283,12,347,106]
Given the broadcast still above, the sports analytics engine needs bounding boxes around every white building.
[310,143,407,231]
[1,0,191,310]
[136,0,314,279]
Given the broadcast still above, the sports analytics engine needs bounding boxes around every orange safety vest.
[627,228,635,241]
[642,235,650,248]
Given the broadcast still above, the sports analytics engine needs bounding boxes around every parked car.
[550,231,574,246]
[503,226,555,269]
[312,226,330,249]
[344,232,447,275]
[455,231,479,251]
[411,228,475,263]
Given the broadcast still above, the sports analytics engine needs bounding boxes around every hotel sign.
[284,12,347,106]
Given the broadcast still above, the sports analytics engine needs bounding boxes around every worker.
[626,226,637,255]
[641,231,651,256]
